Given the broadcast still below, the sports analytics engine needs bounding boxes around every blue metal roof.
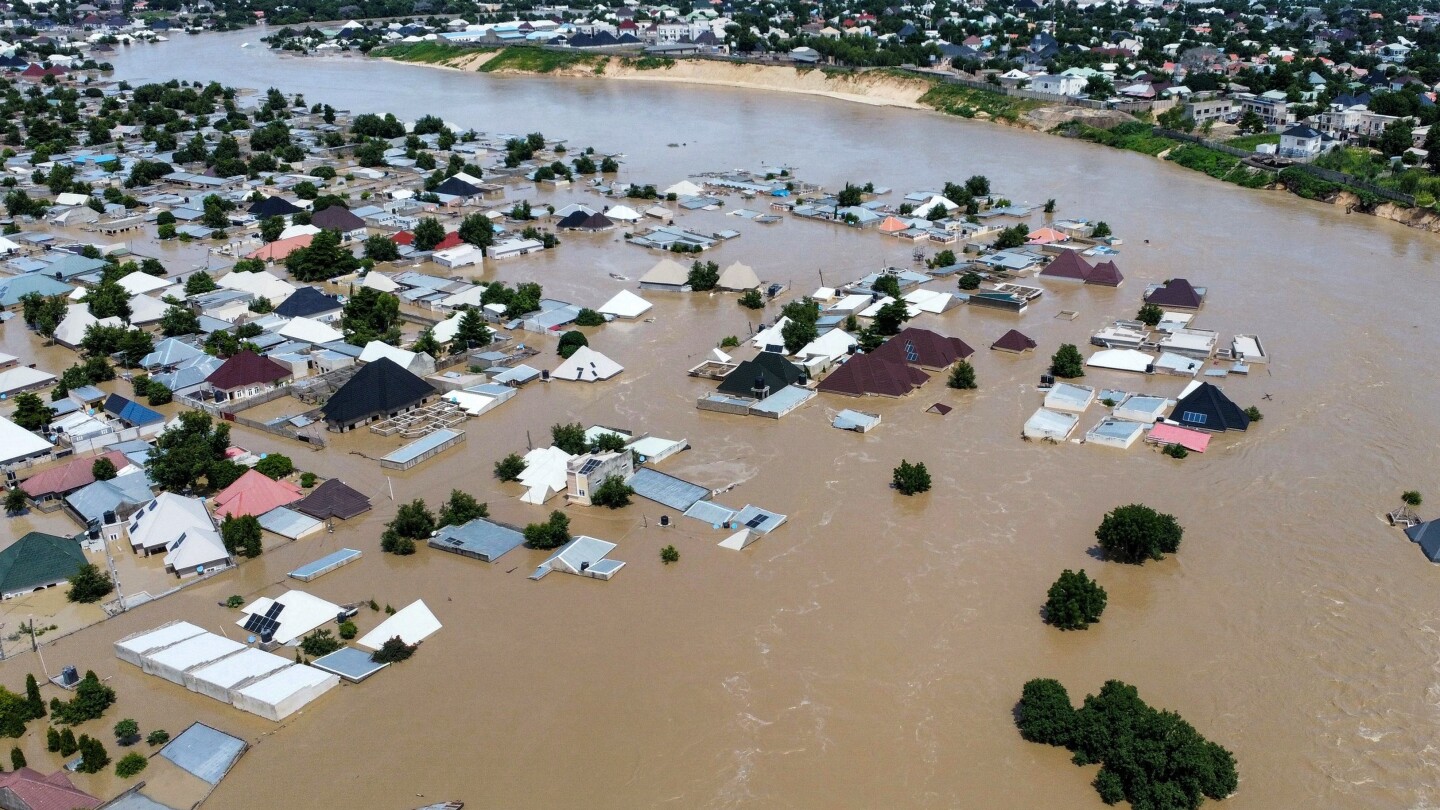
[104,394,164,427]
[428,518,525,563]
[158,723,247,785]
[629,467,709,512]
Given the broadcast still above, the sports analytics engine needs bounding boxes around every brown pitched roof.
[1144,278,1204,308]
[206,350,292,391]
[20,451,130,498]
[294,478,372,520]
[869,327,974,369]
[990,329,1038,353]
[1087,260,1124,287]
[0,767,101,810]
[311,206,366,232]
[818,353,929,397]
[1039,250,1092,281]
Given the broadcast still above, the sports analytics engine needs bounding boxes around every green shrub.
[115,751,147,778]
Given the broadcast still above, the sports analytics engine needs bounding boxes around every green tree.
[159,304,200,337]
[145,730,169,746]
[285,228,360,282]
[1044,570,1107,630]
[660,545,680,564]
[1403,491,1424,507]
[992,223,1030,250]
[947,360,977,390]
[50,672,115,726]
[340,287,401,346]
[382,499,435,555]
[76,735,109,774]
[146,383,173,407]
[1050,344,1085,379]
[738,289,765,309]
[299,629,342,657]
[92,458,118,481]
[412,328,441,359]
[1094,504,1183,564]
[184,271,218,296]
[1237,109,1264,134]
[557,330,588,359]
[254,454,294,480]
[454,308,492,350]
[338,621,357,640]
[86,279,131,321]
[457,212,494,254]
[66,564,113,603]
[522,510,571,550]
[781,318,818,354]
[1136,303,1163,326]
[59,728,77,756]
[836,182,865,207]
[495,453,527,482]
[412,217,446,251]
[370,636,418,664]
[145,411,230,491]
[1244,405,1263,422]
[1091,221,1112,239]
[687,260,720,291]
[260,215,285,243]
[9,745,23,769]
[590,475,634,509]
[117,329,154,369]
[872,299,911,336]
[364,233,400,262]
[964,175,990,197]
[0,689,26,738]
[113,718,139,745]
[1379,119,1414,158]
[115,751,147,778]
[46,726,60,752]
[10,393,54,431]
[1016,678,1076,746]
[892,460,932,495]
[437,490,488,527]
[4,488,26,516]
[219,514,263,558]
[574,308,606,327]
[551,422,588,455]
[872,274,902,299]
[24,674,43,720]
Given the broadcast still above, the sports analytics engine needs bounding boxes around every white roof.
[796,329,856,362]
[162,525,229,573]
[360,272,400,292]
[279,316,344,345]
[604,204,641,221]
[432,312,463,343]
[903,288,955,314]
[812,286,837,301]
[235,663,334,704]
[356,600,441,649]
[54,304,121,347]
[127,293,169,325]
[1087,348,1155,373]
[859,296,921,319]
[359,341,421,368]
[189,647,293,690]
[117,272,171,295]
[55,192,89,207]
[129,493,215,552]
[553,345,623,382]
[664,180,704,197]
[716,261,761,290]
[278,224,321,241]
[0,416,51,464]
[552,203,596,219]
[518,446,573,505]
[639,258,690,285]
[1044,382,1096,412]
[219,269,297,303]
[827,294,872,314]
[439,284,484,309]
[0,366,55,394]
[115,621,205,657]
[236,590,343,645]
[146,632,243,672]
[916,194,960,213]
[443,390,495,415]
[750,316,791,349]
[433,244,484,265]
[597,289,653,318]
[1023,407,1079,440]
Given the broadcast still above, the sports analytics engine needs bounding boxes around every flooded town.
[0,3,1433,810]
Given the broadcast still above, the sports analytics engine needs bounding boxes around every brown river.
[1,30,1436,809]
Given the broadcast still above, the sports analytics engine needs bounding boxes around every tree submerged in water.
[371,636,418,664]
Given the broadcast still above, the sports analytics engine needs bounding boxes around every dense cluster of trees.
[145,411,234,492]
[1095,504,1184,564]
[1017,678,1237,809]
[522,510,571,550]
[1044,570,1107,630]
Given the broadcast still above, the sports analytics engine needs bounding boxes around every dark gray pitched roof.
[321,357,436,425]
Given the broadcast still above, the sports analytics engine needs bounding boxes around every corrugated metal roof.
[629,467,709,512]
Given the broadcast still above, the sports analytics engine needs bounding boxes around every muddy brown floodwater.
[0,30,1434,810]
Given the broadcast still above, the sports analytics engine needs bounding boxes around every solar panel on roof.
[579,459,602,475]
[746,514,769,528]
[265,603,285,619]
[242,614,266,633]
[904,341,918,362]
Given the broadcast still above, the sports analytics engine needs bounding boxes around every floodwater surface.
[1,31,1435,809]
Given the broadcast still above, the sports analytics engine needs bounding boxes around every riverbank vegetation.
[370,42,486,65]
[917,81,1044,124]
[475,46,602,74]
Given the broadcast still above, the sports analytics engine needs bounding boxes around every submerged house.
[530,536,626,581]
[321,357,437,431]
[991,329,1037,354]
[870,327,974,371]
[0,532,88,600]
[817,353,929,397]
[1039,251,1124,287]
[1171,382,1249,432]
[1144,278,1205,309]
[716,352,807,398]
[205,350,293,403]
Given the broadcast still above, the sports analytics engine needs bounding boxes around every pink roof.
[1026,227,1069,245]
[21,451,130,498]
[1147,423,1210,453]
[213,468,303,518]
[879,216,909,233]
[246,233,313,262]
[0,768,100,810]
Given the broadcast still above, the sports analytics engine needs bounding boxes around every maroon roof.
[991,329,1038,353]
[1039,250,1092,281]
[0,767,100,810]
[1087,260,1124,287]
[311,206,366,232]
[206,349,292,391]
[818,353,929,397]
[1144,278,1204,308]
[869,327,973,369]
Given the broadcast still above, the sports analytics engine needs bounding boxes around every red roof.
[0,768,100,810]
[1147,423,1210,452]
[390,231,414,245]
[432,231,463,251]
[206,350,293,391]
[818,353,929,397]
[870,327,974,369]
[213,468,302,518]
[21,451,130,498]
